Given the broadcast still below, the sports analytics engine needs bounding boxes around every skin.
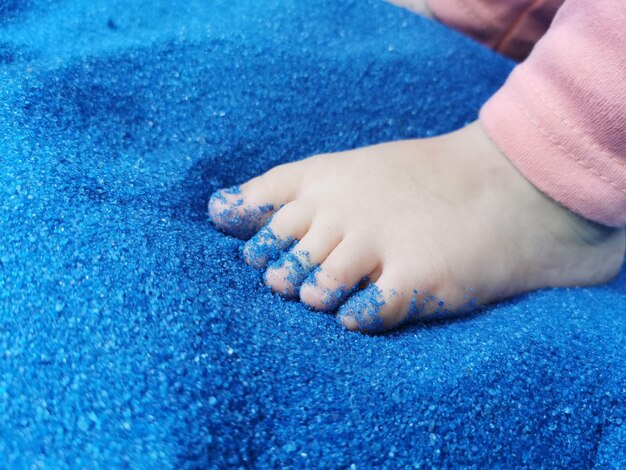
[209,122,625,333]
[385,0,434,17]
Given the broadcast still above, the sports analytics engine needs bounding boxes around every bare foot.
[209,122,625,332]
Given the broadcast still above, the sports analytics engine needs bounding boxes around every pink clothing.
[428,0,564,60]
[429,0,626,227]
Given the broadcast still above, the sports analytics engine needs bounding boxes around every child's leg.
[209,122,624,332]
[389,0,564,60]
[209,0,626,333]
[481,0,626,227]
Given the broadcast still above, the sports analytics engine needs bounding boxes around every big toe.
[209,185,274,239]
[208,163,302,239]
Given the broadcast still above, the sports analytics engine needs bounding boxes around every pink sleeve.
[427,0,564,60]
[479,0,626,227]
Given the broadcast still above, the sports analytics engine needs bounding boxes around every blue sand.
[210,186,275,240]
[338,284,389,331]
[1,0,625,467]
[266,250,318,296]
[244,225,296,268]
[301,266,354,311]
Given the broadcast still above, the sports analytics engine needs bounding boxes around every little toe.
[337,274,410,333]
[208,163,302,239]
[300,239,380,311]
[264,219,342,298]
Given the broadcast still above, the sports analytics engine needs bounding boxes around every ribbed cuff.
[480,70,626,227]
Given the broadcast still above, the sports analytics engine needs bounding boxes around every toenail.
[338,284,386,332]
[269,251,317,289]
[221,185,243,203]
[264,266,298,297]
[339,315,359,331]
[208,187,275,239]
[209,185,243,208]
[299,283,326,310]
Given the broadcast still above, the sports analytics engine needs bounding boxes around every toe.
[243,225,294,269]
[299,238,380,311]
[208,184,273,239]
[264,217,342,298]
[337,269,480,332]
[406,285,479,320]
[243,201,312,269]
[208,163,302,239]
[337,273,410,333]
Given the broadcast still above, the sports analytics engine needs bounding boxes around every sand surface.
[1,0,624,467]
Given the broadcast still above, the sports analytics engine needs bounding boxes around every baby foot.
[209,122,625,333]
